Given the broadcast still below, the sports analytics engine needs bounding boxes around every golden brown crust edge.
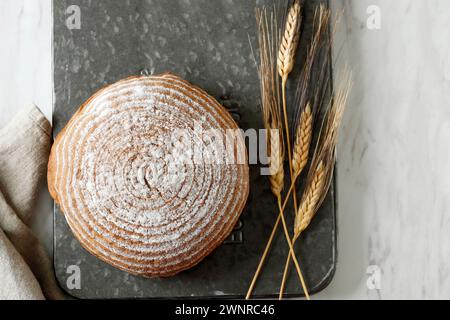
[47,73,250,277]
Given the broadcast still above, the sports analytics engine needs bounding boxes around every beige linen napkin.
[0,105,63,300]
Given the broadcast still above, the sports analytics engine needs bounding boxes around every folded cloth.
[0,106,63,300]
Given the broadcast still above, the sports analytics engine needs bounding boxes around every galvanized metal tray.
[53,0,336,299]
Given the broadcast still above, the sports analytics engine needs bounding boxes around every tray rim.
[51,0,337,300]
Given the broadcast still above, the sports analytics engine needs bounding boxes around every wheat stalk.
[296,72,351,236]
[279,70,352,299]
[277,104,314,300]
[278,0,302,82]
[254,7,284,199]
[278,0,302,217]
[276,0,311,299]
[292,102,313,178]
[247,5,307,300]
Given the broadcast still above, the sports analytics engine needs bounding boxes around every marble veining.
[318,0,450,300]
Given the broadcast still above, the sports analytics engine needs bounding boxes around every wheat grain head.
[255,7,285,198]
[290,4,331,187]
[294,161,325,236]
[294,71,352,237]
[268,128,285,197]
[292,102,313,177]
[277,0,302,81]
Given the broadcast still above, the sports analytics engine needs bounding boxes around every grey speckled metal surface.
[53,0,335,299]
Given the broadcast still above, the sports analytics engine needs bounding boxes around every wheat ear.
[278,0,302,82]
[268,130,284,197]
[278,0,302,214]
[295,162,326,237]
[292,102,313,179]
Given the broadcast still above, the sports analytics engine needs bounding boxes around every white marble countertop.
[2,0,449,299]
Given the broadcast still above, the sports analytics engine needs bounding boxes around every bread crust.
[48,73,249,277]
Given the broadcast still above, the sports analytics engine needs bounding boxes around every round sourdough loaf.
[48,73,249,277]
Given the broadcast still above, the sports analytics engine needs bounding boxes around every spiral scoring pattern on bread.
[48,73,249,277]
